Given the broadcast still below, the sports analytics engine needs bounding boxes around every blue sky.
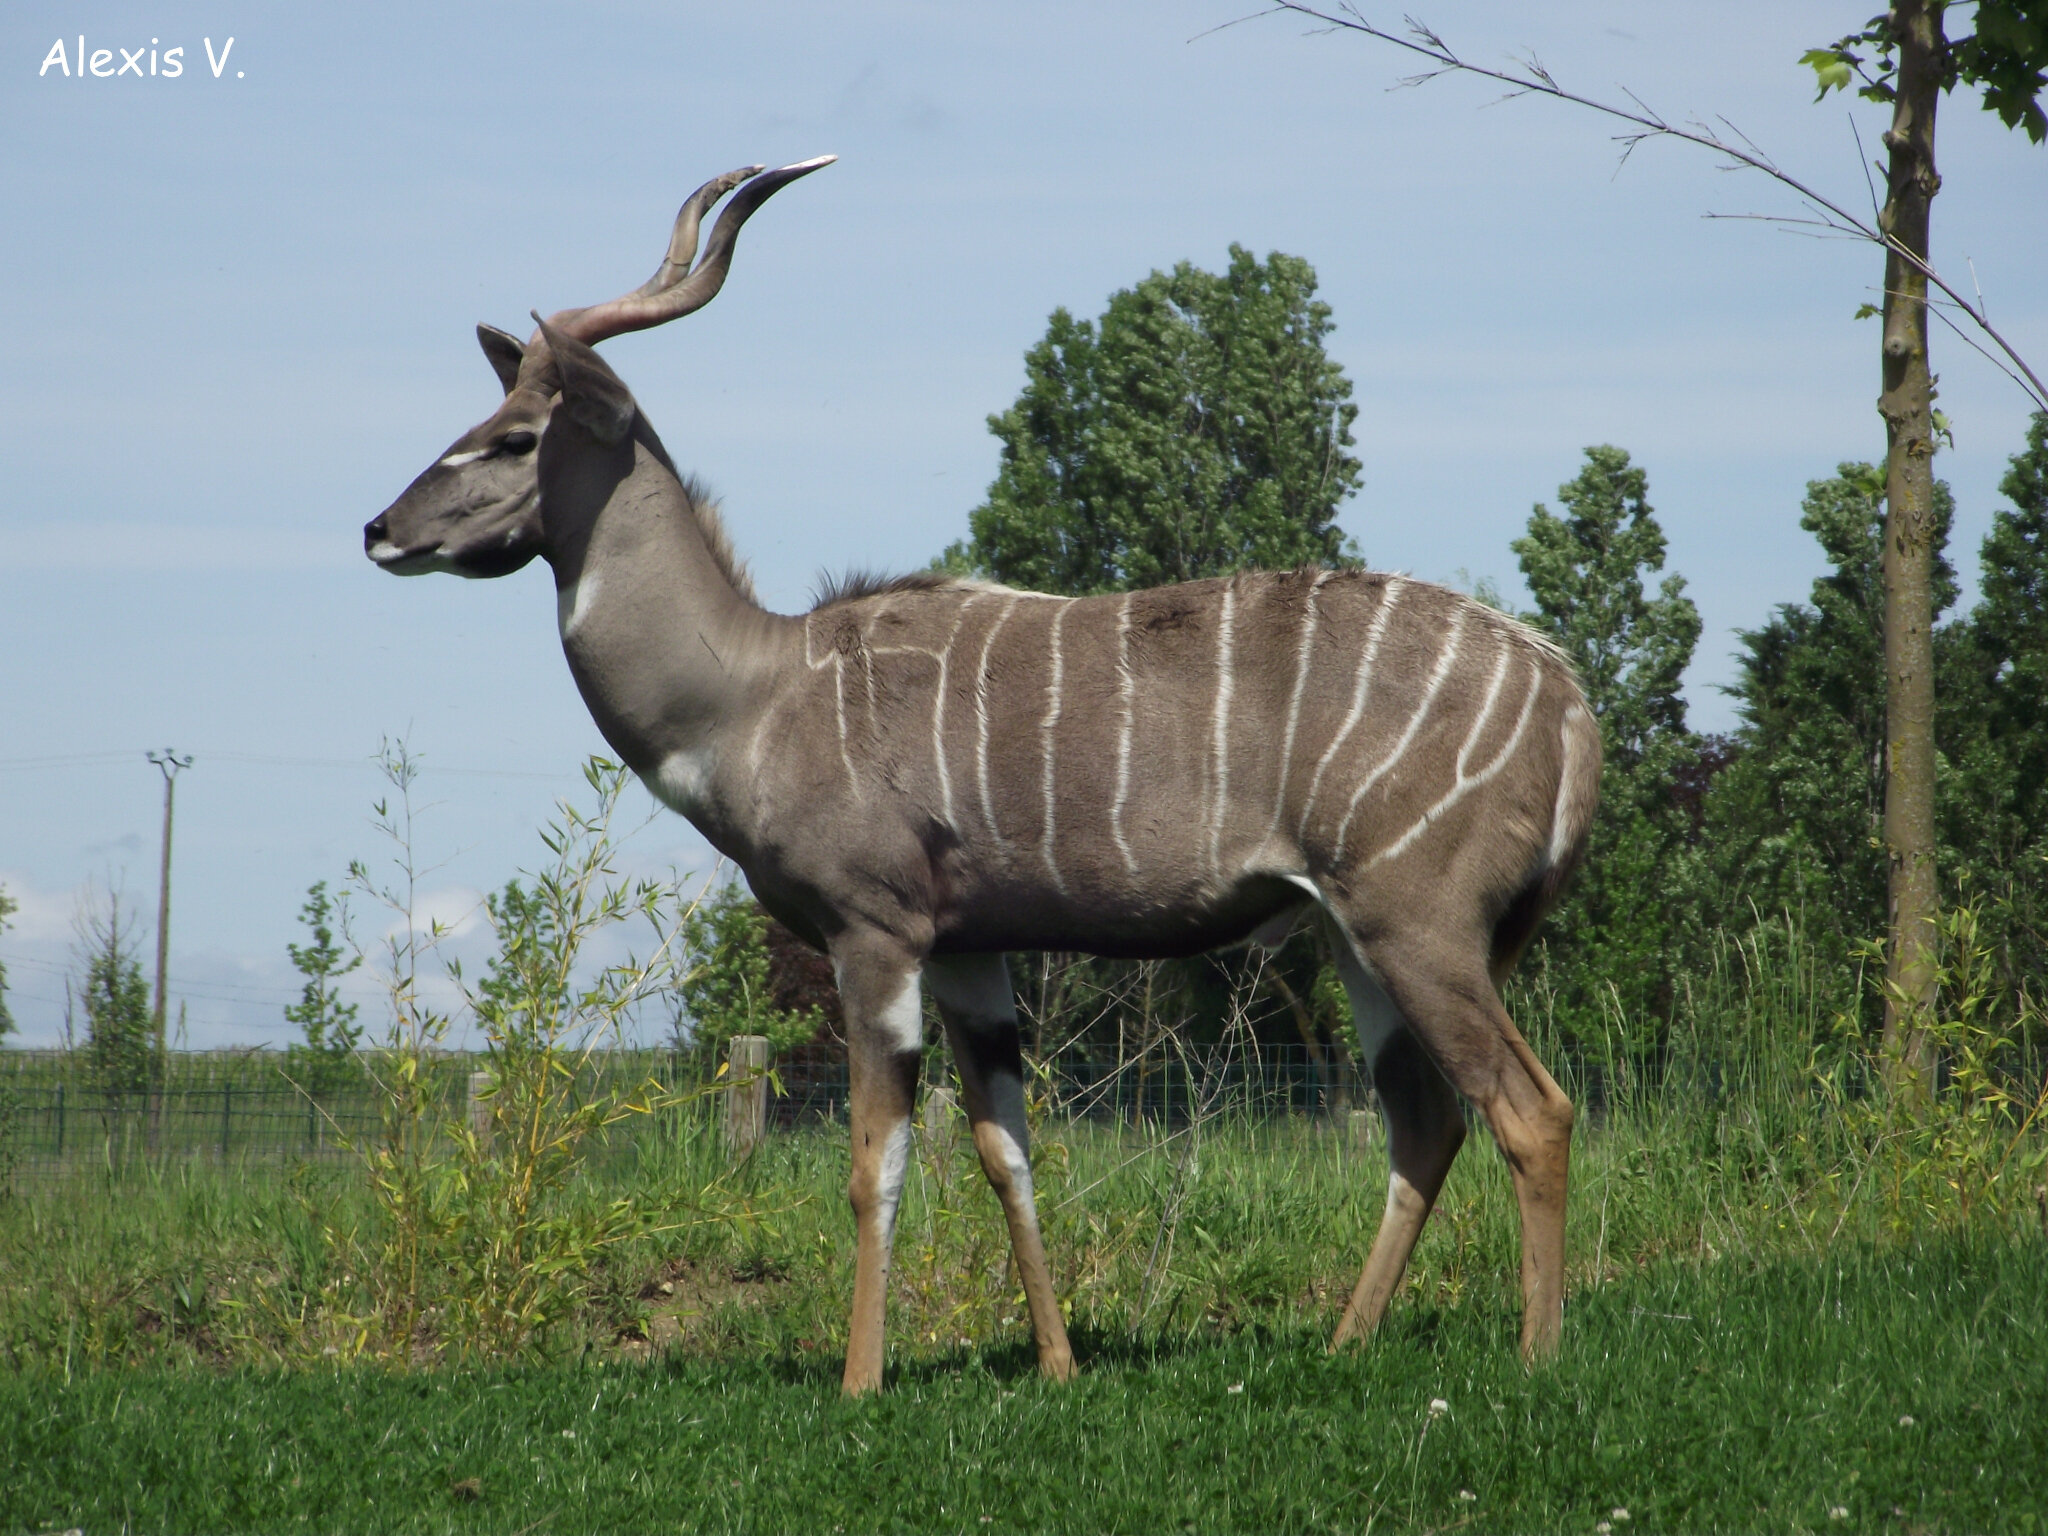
[2,1,2043,1048]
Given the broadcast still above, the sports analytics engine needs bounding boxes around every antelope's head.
[365,156,834,578]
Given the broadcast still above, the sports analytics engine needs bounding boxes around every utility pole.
[147,748,193,1086]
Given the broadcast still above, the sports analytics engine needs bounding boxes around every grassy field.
[3,1073,2047,1533]
[3,1235,2042,1534]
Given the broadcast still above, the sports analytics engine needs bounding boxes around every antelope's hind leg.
[926,953,1076,1382]
[1359,931,1576,1363]
[834,937,926,1396]
[1328,943,1467,1349]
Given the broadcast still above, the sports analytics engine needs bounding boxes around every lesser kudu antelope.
[365,159,1602,1391]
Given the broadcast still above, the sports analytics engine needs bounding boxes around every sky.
[2,1,2043,1050]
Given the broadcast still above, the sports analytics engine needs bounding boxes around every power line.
[0,749,579,782]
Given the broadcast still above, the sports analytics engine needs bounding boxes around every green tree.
[1943,413,2048,1004]
[1805,2,2048,1079]
[0,884,16,1041]
[674,882,826,1061]
[283,880,362,1092]
[75,891,152,1094]
[1705,464,1958,969]
[1513,446,1701,1036]
[949,245,1362,594]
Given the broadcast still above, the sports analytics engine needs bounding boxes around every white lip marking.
[368,540,409,564]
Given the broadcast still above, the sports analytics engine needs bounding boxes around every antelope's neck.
[544,427,793,828]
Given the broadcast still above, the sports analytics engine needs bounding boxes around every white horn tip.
[782,154,838,172]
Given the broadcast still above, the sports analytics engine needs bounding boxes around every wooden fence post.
[923,1084,959,1147]
[468,1071,493,1148]
[725,1035,771,1158]
[1348,1107,1376,1154]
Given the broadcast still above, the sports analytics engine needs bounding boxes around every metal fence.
[0,1042,1364,1180]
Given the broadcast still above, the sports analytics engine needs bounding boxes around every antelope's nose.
[363,515,389,552]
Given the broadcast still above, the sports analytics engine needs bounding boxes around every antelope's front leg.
[926,953,1076,1383]
[835,940,925,1396]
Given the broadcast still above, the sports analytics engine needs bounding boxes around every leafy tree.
[674,882,827,1061]
[0,884,16,1041]
[1705,464,1958,970]
[283,880,362,1092]
[949,245,1362,594]
[75,891,152,1094]
[1513,446,1701,1035]
[1942,413,2048,1003]
[1805,2,2048,1077]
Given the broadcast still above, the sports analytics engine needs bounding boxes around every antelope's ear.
[532,313,635,444]
[477,324,527,395]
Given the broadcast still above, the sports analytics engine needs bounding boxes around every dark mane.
[809,569,966,610]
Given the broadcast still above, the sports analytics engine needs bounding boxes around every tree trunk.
[1877,0,1945,1092]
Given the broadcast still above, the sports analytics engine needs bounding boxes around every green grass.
[4,1235,2042,1534]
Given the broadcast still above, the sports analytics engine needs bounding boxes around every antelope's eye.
[501,430,538,455]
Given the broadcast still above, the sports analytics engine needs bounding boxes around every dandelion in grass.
[1611,1509,1630,1522]
[1456,1489,1477,1502]
[1899,1414,1916,1427]
[1428,1396,1449,1419]
[1595,1523,1612,1534]
[1829,1506,1849,1520]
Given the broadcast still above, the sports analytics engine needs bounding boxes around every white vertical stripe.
[1207,582,1238,878]
[1333,606,1467,855]
[1040,601,1069,894]
[1261,570,1332,853]
[975,596,1020,847]
[1110,592,1139,876]
[1300,578,1406,838]
[930,594,978,835]
[1369,654,1545,868]
[1546,701,1592,870]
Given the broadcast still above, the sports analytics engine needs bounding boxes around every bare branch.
[1244,1,2048,412]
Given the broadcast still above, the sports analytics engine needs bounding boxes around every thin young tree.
[284,880,363,1094]
[0,884,17,1041]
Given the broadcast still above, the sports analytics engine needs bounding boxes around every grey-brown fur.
[364,162,1600,1393]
